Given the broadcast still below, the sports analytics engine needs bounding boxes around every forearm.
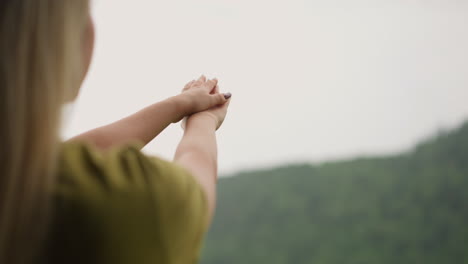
[174,114,219,222]
[69,96,188,150]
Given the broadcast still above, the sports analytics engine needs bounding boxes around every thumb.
[211,92,231,106]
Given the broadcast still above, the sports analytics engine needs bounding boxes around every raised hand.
[181,76,231,130]
[179,75,230,116]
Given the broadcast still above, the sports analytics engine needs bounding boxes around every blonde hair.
[0,1,89,263]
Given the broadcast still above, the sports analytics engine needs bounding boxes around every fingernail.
[224,92,232,99]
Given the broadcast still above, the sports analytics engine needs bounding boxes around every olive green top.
[42,141,208,264]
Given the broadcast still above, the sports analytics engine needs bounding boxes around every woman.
[0,1,231,264]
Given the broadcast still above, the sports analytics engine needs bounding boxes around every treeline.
[201,121,468,264]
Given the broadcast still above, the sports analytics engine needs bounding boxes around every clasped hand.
[175,75,231,130]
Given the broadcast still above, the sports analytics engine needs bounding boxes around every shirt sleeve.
[52,142,209,264]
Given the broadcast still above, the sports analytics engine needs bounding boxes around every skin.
[70,10,230,224]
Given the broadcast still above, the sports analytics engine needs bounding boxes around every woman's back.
[41,142,208,264]
[1,1,230,263]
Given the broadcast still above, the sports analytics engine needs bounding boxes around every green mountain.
[201,122,468,264]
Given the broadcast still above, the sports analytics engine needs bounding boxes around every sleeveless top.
[41,141,208,264]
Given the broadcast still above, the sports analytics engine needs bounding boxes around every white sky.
[63,0,468,174]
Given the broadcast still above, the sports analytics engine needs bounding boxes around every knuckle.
[207,80,216,87]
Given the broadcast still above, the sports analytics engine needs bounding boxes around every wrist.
[186,112,218,130]
[169,94,191,123]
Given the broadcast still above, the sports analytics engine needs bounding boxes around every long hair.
[0,1,89,263]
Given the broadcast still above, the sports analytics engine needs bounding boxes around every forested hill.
[201,121,468,264]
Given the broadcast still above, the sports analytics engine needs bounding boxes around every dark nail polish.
[224,93,232,99]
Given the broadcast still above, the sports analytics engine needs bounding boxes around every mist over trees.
[202,121,468,264]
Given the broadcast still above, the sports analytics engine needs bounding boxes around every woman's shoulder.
[48,141,208,264]
[55,140,208,214]
[57,140,195,196]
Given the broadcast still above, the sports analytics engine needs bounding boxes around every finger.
[193,75,206,87]
[224,97,231,107]
[183,80,195,91]
[198,75,206,83]
[210,84,220,94]
[216,96,231,115]
[210,92,230,106]
[204,78,218,92]
[220,95,231,111]
[223,92,232,100]
[184,80,194,89]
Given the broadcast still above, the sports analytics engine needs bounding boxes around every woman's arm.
[173,85,231,224]
[174,114,219,222]
[69,76,227,150]
[69,95,187,150]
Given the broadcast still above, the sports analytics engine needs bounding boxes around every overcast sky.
[62,0,468,174]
